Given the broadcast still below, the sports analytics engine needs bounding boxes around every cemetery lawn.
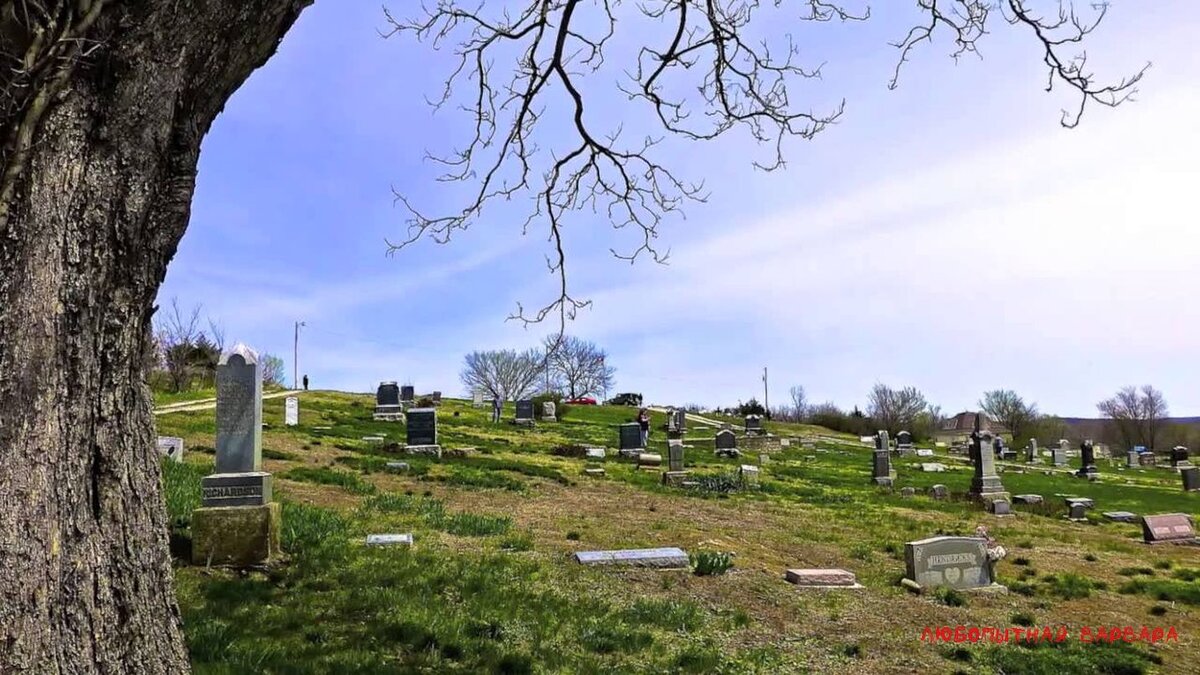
[159,393,1199,674]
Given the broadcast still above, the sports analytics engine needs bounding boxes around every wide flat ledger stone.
[584,468,606,476]
[405,444,442,458]
[366,533,413,546]
[1013,494,1043,504]
[785,568,863,589]
[1103,511,1137,522]
[574,547,689,569]
[385,462,409,472]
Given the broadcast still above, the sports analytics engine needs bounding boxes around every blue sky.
[160,1,1200,417]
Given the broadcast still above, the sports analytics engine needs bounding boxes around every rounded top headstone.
[219,343,259,366]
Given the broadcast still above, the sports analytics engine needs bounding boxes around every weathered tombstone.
[929,484,949,500]
[157,436,184,463]
[915,448,934,457]
[921,463,947,472]
[896,430,914,454]
[1171,446,1192,470]
[192,345,280,566]
[968,419,1008,504]
[1027,439,1038,463]
[431,391,442,405]
[619,423,644,454]
[988,500,1012,516]
[661,470,688,486]
[785,568,862,588]
[904,536,1003,591]
[1181,466,1200,492]
[542,401,557,420]
[1127,448,1140,469]
[900,487,916,498]
[1065,498,1092,521]
[584,467,606,477]
[585,447,606,460]
[385,461,409,473]
[1012,494,1043,505]
[745,414,763,436]
[674,409,687,434]
[515,398,535,425]
[714,429,739,457]
[873,432,894,487]
[284,396,299,426]
[1141,513,1197,545]
[740,464,760,487]
[668,440,685,472]
[400,385,415,403]
[1076,440,1099,480]
[875,430,890,453]
[574,547,689,568]
[374,382,404,421]
[1052,440,1068,466]
[472,390,484,407]
[1103,511,1137,522]
[405,408,439,452]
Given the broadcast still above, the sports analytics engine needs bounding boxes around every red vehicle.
[566,396,597,405]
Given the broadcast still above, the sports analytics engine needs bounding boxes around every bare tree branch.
[387,0,1146,329]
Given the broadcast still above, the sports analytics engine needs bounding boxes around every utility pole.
[762,367,769,419]
[293,320,305,389]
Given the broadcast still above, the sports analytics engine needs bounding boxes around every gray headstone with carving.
[905,536,1000,590]
[619,423,643,450]
[215,344,262,474]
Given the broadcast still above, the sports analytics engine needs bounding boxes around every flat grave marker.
[575,547,689,568]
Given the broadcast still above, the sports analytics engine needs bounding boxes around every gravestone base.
[191,502,281,568]
[618,448,644,459]
[584,467,606,477]
[873,476,894,488]
[405,444,442,458]
[662,470,690,486]
[514,418,536,428]
[373,407,405,422]
[785,568,863,589]
[714,449,741,459]
[201,472,272,507]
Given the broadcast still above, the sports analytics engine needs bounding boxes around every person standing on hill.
[637,408,650,448]
[302,374,309,391]
[492,394,503,424]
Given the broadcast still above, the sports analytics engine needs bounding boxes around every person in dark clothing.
[637,408,650,447]
[302,374,309,391]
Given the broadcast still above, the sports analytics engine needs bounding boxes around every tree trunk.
[0,2,312,671]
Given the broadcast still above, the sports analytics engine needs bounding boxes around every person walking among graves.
[492,394,503,423]
[302,374,309,391]
[637,408,651,447]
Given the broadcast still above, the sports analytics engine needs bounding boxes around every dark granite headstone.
[1076,440,1098,479]
[674,409,687,434]
[1141,513,1197,545]
[1182,467,1200,492]
[406,408,437,446]
[216,346,263,474]
[897,430,913,447]
[515,399,535,421]
[619,423,643,450]
[744,415,763,435]
[715,429,737,451]
[872,447,893,487]
[1027,439,1038,463]
[377,382,400,407]
[400,385,415,402]
[905,536,999,590]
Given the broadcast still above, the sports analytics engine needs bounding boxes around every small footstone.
[900,487,915,498]
[366,533,413,546]
[385,462,409,473]
[785,568,863,589]
[1013,494,1043,505]
[1103,511,1137,523]
[584,468,605,476]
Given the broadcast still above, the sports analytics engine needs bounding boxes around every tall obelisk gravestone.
[968,413,1008,507]
[191,344,281,566]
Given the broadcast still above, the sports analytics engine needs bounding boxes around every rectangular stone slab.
[574,547,689,568]
[905,536,996,590]
[1012,494,1043,504]
[192,502,281,567]
[1103,511,1137,522]
[785,568,862,588]
[366,534,413,546]
[1142,513,1197,544]
[201,472,272,507]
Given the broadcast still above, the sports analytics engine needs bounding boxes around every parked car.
[606,393,643,406]
[566,396,597,405]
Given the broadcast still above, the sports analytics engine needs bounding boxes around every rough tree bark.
[0,1,312,672]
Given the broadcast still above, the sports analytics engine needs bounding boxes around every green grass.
[156,392,1191,673]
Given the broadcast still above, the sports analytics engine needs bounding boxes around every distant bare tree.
[543,335,616,398]
[789,385,809,422]
[979,389,1040,442]
[154,298,203,393]
[207,317,227,353]
[461,349,546,402]
[867,384,929,437]
[260,354,286,387]
[1097,385,1169,451]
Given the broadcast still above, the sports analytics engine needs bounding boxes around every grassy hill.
[157,393,1200,674]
